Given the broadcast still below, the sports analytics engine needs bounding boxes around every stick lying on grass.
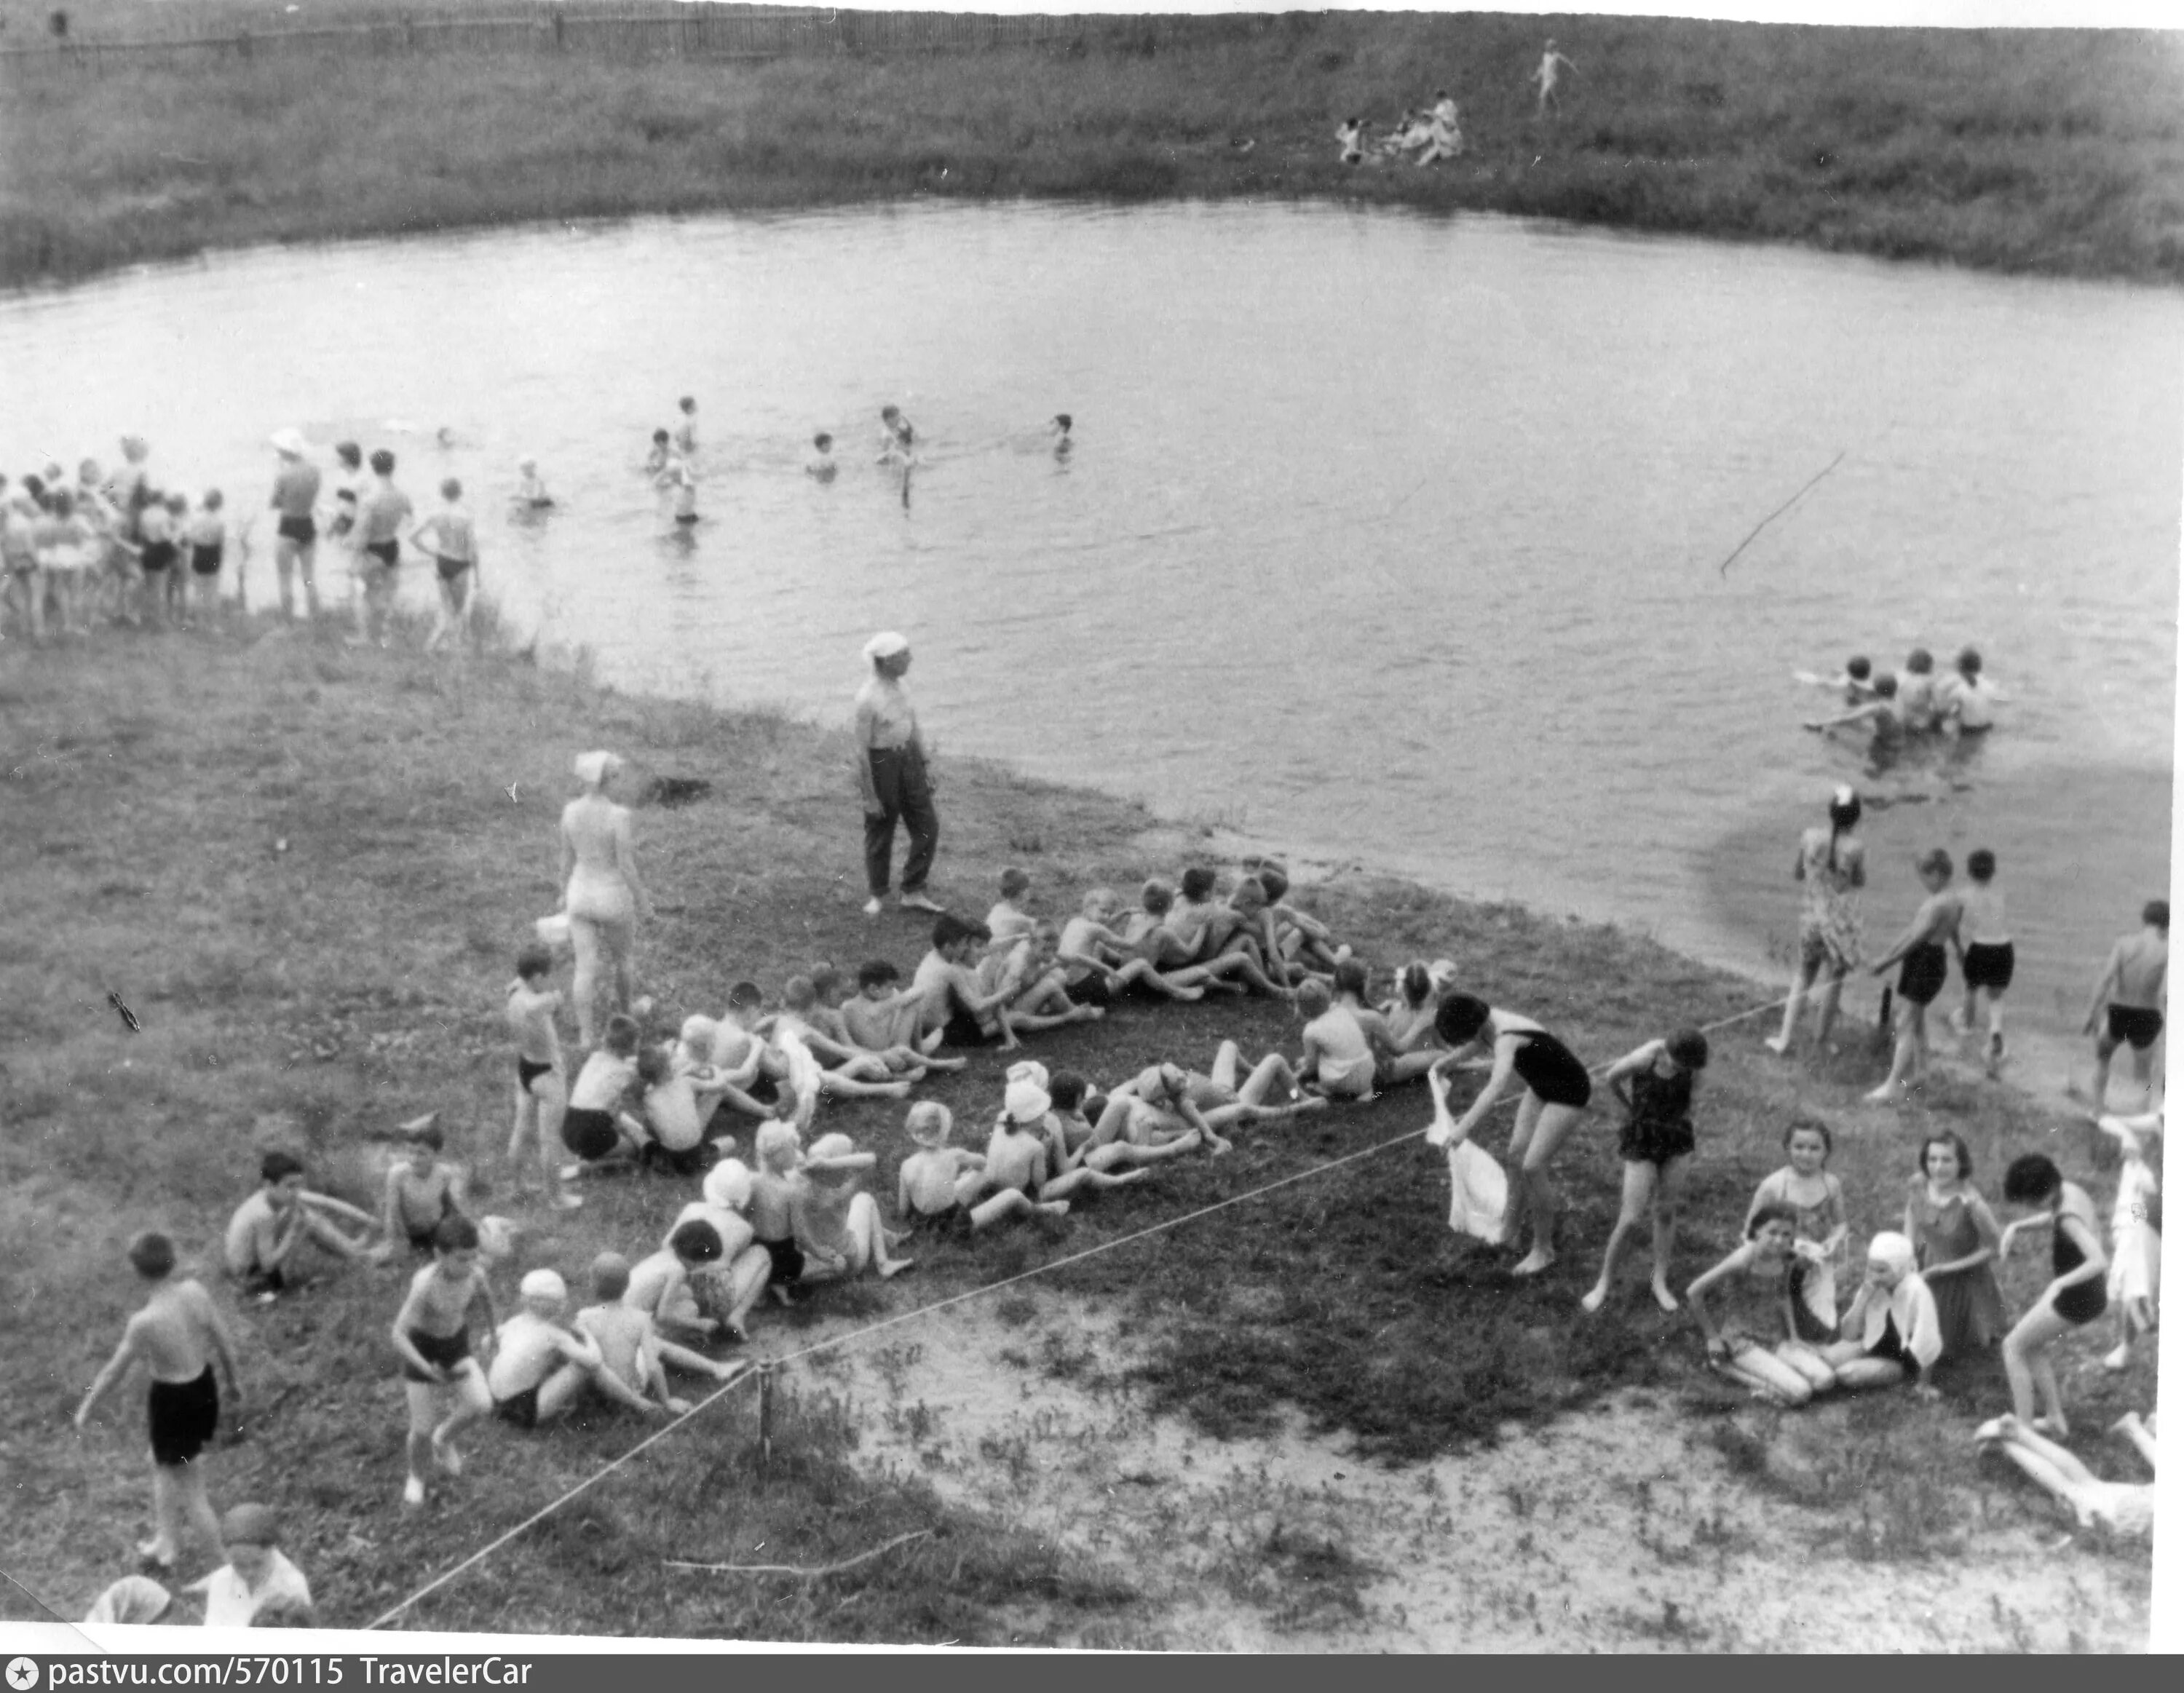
[665,1529,932,1579]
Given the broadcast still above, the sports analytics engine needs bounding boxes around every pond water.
[3,202,2175,1063]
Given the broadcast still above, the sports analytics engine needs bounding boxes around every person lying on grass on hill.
[1045,1068,1202,1175]
[1864,847,1963,1106]
[1745,1118,1849,1341]
[74,1231,245,1573]
[632,1204,767,1350]
[997,1063,1150,1205]
[644,429,673,477]
[515,456,553,510]
[805,432,837,482]
[1685,1202,1837,1407]
[911,913,1027,1050]
[1430,994,1594,1278]
[2092,1109,2161,1373]
[507,943,581,1210]
[390,1214,498,1510]
[792,1132,917,1282]
[223,1150,385,1297]
[561,1014,648,1176]
[1974,1411,2154,1540]
[574,1258,698,1418]
[1096,1044,1329,1148]
[1582,1028,1709,1316]
[838,959,970,1069]
[768,975,925,1097]
[579,1253,736,1413]
[1997,1152,2109,1440]
[1296,979,1379,1101]
[486,1268,625,1431]
[1811,1232,1944,1399]
[379,1121,469,1256]
[2082,899,2168,1115]
[1056,887,1216,1004]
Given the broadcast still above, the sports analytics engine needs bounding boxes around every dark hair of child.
[2002,1154,2062,1206]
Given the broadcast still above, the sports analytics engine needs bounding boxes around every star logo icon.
[7,1657,40,1691]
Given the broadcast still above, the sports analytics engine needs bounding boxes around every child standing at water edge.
[266,429,321,624]
[1746,1119,1848,1341]
[1998,1153,2108,1438]
[1583,1029,1708,1315]
[186,491,226,624]
[353,449,412,647]
[1866,848,1962,1105]
[408,477,478,651]
[1767,787,1865,1057]
[2083,900,2167,1113]
[74,1232,245,1571]
[1948,849,2013,1075]
[1903,1130,2006,1363]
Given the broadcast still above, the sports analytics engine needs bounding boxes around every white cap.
[1004,1077,1053,1124]
[863,630,910,662]
[1005,1058,1050,1090]
[703,1159,753,1212]
[518,1268,567,1304]
[1427,959,1460,992]
[268,427,309,457]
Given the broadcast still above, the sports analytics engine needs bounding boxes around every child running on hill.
[507,944,579,1210]
[2083,900,2168,1113]
[379,1122,468,1254]
[74,1232,245,1572]
[1746,1118,1848,1341]
[1998,1153,2108,1438]
[1095,1044,1327,1146]
[1584,1029,1709,1315]
[389,1215,497,1508]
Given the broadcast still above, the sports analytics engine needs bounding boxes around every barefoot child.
[895,1102,989,1233]
[1058,888,1210,1004]
[1765,787,1866,1058]
[1746,1119,1849,1341]
[379,1122,468,1254]
[1816,1232,1943,1398]
[1051,1069,1201,1174]
[1095,1044,1326,1146]
[1431,994,1594,1277]
[1685,1205,1837,1407]
[1296,979,1377,1101]
[1866,848,1962,1104]
[839,961,968,1068]
[796,1133,916,1280]
[486,1269,629,1429]
[2084,900,2168,1113]
[2094,1110,2161,1372]
[1950,849,2014,1076]
[1998,1153,2108,1438]
[562,1014,647,1175]
[408,477,478,651]
[389,1216,497,1508]
[223,1151,383,1296]
[629,1212,766,1350]
[1904,1130,2006,1363]
[577,1253,734,1413]
[997,1069,1148,1204]
[507,945,579,1210]
[911,916,1023,1050]
[186,490,226,624]
[1584,1029,1708,1315]
[74,1232,245,1571]
[1974,1414,2153,1539]
[986,867,1036,942]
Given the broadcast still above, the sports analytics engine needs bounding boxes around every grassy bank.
[3,613,2153,1638]
[4,12,2182,289]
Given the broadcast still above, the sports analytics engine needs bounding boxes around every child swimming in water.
[515,458,553,509]
[805,433,836,481]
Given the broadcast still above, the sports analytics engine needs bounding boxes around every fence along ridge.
[0,9,1101,66]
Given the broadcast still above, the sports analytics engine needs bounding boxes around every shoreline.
[6,12,2184,292]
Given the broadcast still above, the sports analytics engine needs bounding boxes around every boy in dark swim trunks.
[1949,848,2014,1077]
[223,1151,385,1296]
[390,1214,497,1509]
[486,1269,619,1429]
[266,429,322,624]
[74,1232,245,1571]
[2085,900,2169,1114]
[507,943,580,1210]
[379,1122,468,1254]
[1866,849,1962,1105]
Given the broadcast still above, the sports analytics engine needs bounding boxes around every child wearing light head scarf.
[1819,1232,1942,1397]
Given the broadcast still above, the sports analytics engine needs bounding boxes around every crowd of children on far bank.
[74,823,2164,1623]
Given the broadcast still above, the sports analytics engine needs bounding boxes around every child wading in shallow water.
[1583,1028,1708,1315]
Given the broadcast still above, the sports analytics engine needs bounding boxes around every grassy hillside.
[3,12,2181,288]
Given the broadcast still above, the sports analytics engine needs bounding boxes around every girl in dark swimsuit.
[1432,994,1592,1277]
[1998,1153,2109,1438]
[1583,1028,1709,1315]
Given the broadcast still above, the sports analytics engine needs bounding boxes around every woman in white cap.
[855,632,943,917]
[266,429,322,623]
[561,751,649,1047]
[1765,785,1866,1058]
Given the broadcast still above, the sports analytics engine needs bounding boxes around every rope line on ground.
[365,983,1801,1628]
[665,1529,933,1579]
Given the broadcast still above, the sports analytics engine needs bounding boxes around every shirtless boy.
[1867,848,1963,1105]
[911,916,1023,1050]
[1297,980,1378,1101]
[576,1256,697,1418]
[380,1122,468,1254]
[223,1151,383,1296]
[2086,901,2169,1112]
[998,1068,1149,1202]
[562,1013,647,1173]
[486,1269,629,1430]
[1058,888,1211,1004]
[389,1215,498,1508]
[1950,848,2014,1076]
[507,944,579,1210]
[75,1232,245,1570]
[840,960,968,1067]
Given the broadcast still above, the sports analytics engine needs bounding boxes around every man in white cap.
[266,428,322,622]
[486,1266,612,1430]
[854,630,943,917]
